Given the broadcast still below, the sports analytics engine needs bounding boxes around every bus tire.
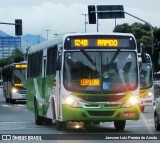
[92,121,100,125]
[52,98,56,126]
[44,118,52,125]
[114,120,126,131]
[6,98,9,103]
[154,112,160,131]
[9,93,15,104]
[140,106,145,112]
[11,99,16,104]
[56,121,67,130]
[84,121,91,126]
[34,99,44,125]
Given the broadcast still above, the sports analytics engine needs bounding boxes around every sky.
[0,0,160,39]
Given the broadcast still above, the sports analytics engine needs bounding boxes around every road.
[0,87,160,143]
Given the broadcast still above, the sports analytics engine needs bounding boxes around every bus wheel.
[140,106,145,112]
[92,121,100,125]
[52,98,56,126]
[44,118,52,125]
[84,121,91,126]
[6,98,9,103]
[56,121,67,130]
[10,99,15,104]
[34,100,44,125]
[154,112,160,131]
[114,120,126,131]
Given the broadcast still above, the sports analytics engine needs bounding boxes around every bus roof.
[28,32,136,54]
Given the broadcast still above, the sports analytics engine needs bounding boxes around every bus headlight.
[122,96,139,108]
[65,96,81,108]
[146,92,153,98]
[11,88,18,93]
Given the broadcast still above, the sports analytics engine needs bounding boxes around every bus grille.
[78,95,123,102]
[87,111,114,116]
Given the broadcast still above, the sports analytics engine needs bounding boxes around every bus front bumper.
[12,93,26,100]
[62,105,140,121]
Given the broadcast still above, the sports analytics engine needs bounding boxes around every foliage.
[114,22,160,72]
[0,48,24,67]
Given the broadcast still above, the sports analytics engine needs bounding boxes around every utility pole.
[45,30,51,40]
[37,35,40,44]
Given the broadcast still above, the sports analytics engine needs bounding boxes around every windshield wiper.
[107,49,120,69]
[80,49,96,66]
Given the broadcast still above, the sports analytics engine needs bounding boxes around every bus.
[138,53,154,112]
[2,62,27,103]
[0,67,3,87]
[27,33,140,130]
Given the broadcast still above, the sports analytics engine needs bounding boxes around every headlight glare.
[11,88,18,93]
[65,96,75,105]
[128,96,139,104]
[122,96,139,108]
[65,96,82,108]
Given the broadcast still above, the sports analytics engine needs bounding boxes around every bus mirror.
[56,52,62,70]
[141,53,151,63]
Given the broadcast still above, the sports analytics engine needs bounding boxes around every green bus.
[27,33,140,130]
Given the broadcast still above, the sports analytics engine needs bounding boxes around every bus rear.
[59,33,140,130]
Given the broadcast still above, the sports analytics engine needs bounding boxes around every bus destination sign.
[15,64,27,68]
[64,35,136,49]
[74,39,118,47]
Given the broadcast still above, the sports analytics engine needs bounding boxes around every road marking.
[17,104,25,107]
[0,104,26,107]
[0,122,44,130]
[1,104,11,107]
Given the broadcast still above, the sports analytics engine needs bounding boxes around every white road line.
[0,104,26,107]
[0,104,11,107]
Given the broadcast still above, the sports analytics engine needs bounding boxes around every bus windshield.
[13,69,26,87]
[64,51,138,93]
[140,64,152,89]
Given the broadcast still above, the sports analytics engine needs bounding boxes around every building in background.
[0,36,21,58]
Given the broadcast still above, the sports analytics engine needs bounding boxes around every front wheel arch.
[34,98,44,125]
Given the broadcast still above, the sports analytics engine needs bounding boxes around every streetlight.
[81,14,88,33]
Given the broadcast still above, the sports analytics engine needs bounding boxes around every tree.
[114,22,160,72]
[114,22,151,53]
[0,48,24,67]
[113,23,132,33]
[11,48,24,63]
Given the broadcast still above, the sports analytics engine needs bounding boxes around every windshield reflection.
[140,64,152,89]
[13,69,26,87]
[64,51,138,93]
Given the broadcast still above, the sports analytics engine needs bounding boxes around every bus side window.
[46,46,58,75]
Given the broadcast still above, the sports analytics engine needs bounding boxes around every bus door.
[56,44,62,119]
[42,49,47,116]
